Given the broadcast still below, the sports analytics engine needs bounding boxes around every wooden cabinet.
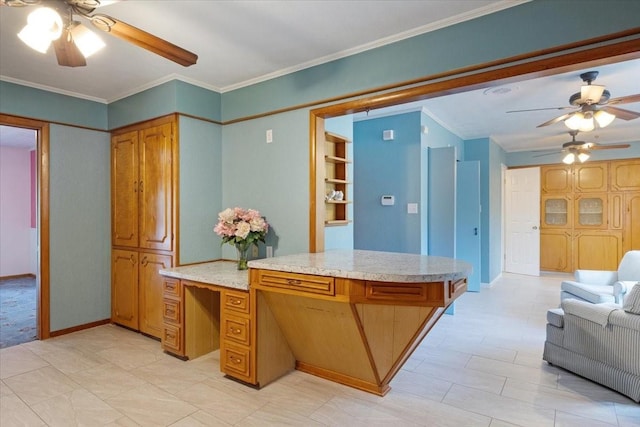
[220,289,255,383]
[541,165,572,194]
[112,121,173,251]
[111,249,139,330]
[139,253,173,337]
[111,115,176,339]
[574,193,607,229]
[324,131,351,226]
[539,159,639,272]
[161,279,183,356]
[624,192,640,252]
[574,163,608,192]
[111,249,172,337]
[541,195,571,228]
[573,230,623,271]
[610,159,640,191]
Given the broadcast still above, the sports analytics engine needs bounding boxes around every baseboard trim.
[49,318,111,338]
[0,273,36,280]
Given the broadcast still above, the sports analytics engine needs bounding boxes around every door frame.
[1,114,50,339]
[309,30,640,252]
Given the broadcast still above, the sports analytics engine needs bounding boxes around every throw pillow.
[623,283,640,314]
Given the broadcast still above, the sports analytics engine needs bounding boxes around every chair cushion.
[623,283,640,314]
[560,281,616,304]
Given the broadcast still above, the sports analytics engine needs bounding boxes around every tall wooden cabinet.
[111,116,176,338]
[540,159,640,272]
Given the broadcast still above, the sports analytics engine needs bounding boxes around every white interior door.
[505,167,540,276]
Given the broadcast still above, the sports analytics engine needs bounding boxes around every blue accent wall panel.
[0,81,108,130]
[108,81,178,129]
[179,116,222,264]
[353,112,422,253]
[220,110,310,258]
[49,125,111,331]
[176,81,222,122]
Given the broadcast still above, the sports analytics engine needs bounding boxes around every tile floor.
[1,272,638,426]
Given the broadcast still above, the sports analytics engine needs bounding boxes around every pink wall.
[0,146,32,277]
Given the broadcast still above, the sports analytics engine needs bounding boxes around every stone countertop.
[248,249,472,283]
[159,261,249,291]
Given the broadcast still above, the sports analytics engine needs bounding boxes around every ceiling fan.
[535,130,631,164]
[2,0,198,67]
[508,71,640,132]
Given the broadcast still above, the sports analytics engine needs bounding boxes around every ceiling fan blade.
[506,106,574,113]
[589,144,631,150]
[52,32,87,67]
[532,151,562,158]
[536,112,576,128]
[601,106,640,121]
[89,14,198,66]
[607,93,640,105]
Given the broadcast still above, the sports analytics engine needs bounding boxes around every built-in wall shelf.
[324,131,351,226]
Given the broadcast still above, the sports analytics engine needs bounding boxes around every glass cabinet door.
[575,194,607,229]
[542,196,570,228]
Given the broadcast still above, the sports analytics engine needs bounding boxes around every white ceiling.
[1,0,639,153]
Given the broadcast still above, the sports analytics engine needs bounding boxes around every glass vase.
[236,244,249,270]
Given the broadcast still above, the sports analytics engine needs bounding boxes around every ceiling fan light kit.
[5,0,198,67]
[17,6,63,53]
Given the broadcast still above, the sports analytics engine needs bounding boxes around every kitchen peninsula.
[159,250,472,396]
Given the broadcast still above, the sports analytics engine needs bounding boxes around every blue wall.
[353,112,423,253]
[49,125,111,331]
[2,0,639,330]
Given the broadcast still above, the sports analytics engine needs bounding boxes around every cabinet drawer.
[364,281,430,303]
[162,324,183,354]
[223,291,250,314]
[257,270,334,296]
[163,279,181,299]
[222,344,251,379]
[223,315,250,346]
[448,279,467,300]
[163,299,181,323]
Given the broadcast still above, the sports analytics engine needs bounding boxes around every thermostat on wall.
[381,195,395,206]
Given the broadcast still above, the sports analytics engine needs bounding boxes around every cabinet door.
[610,159,640,191]
[574,193,607,229]
[139,253,173,338]
[541,165,572,193]
[540,230,572,272]
[112,131,139,247]
[574,163,608,192]
[112,249,139,329]
[573,230,623,271]
[625,193,640,252]
[541,195,571,228]
[139,122,173,251]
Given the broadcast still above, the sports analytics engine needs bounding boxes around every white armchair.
[560,250,640,305]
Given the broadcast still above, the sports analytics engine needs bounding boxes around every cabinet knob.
[231,298,241,305]
[139,180,144,193]
[230,327,241,335]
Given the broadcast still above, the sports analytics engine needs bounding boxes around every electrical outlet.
[266,246,273,258]
[266,129,273,143]
[252,245,259,257]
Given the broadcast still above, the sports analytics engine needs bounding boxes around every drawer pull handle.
[229,356,242,364]
[230,327,241,334]
[286,279,302,285]
[230,298,242,305]
[165,308,175,315]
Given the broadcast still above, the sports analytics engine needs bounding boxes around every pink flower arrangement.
[214,207,269,250]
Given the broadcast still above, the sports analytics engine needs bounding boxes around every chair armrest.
[613,281,640,304]
[574,269,617,285]
[561,299,619,327]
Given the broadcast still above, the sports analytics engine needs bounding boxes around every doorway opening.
[0,114,51,345]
